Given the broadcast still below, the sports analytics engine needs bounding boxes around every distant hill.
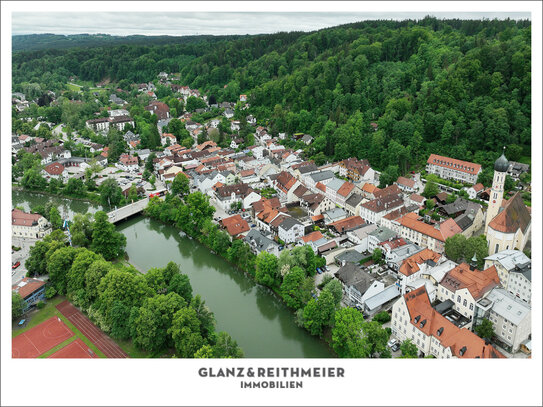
[12,33,242,52]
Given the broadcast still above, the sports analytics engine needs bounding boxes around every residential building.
[367,227,397,253]
[42,162,67,182]
[335,263,376,308]
[391,286,504,358]
[220,215,250,239]
[329,216,365,235]
[116,154,139,172]
[299,193,334,217]
[397,213,450,253]
[484,250,531,303]
[360,192,404,225]
[397,248,442,296]
[466,183,485,199]
[426,154,482,184]
[243,229,280,256]
[483,288,531,353]
[338,158,375,182]
[12,209,51,239]
[395,176,416,193]
[277,217,305,243]
[437,261,501,327]
[344,193,366,216]
[346,223,378,253]
[145,101,170,120]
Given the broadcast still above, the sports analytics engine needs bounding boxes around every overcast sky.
[12,12,531,36]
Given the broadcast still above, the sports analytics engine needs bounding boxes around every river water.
[14,190,334,358]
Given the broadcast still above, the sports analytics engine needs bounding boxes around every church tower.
[485,148,509,233]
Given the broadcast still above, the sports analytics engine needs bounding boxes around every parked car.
[391,343,400,352]
[251,224,256,228]
[387,338,398,348]
[12,261,21,269]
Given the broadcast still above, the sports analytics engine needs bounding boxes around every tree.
[425,199,436,210]
[169,306,206,358]
[190,295,216,339]
[168,273,193,303]
[47,246,78,295]
[109,301,134,340]
[322,279,343,307]
[399,339,418,358]
[70,213,94,247]
[444,234,467,262]
[145,152,156,173]
[474,318,494,341]
[21,168,47,190]
[98,268,153,327]
[99,178,123,207]
[331,307,367,358]
[63,178,86,197]
[185,96,207,112]
[12,292,26,320]
[132,292,187,352]
[66,249,102,299]
[49,206,62,230]
[212,331,244,358]
[423,181,439,198]
[85,259,113,303]
[373,311,391,324]
[25,240,51,276]
[302,289,335,336]
[372,248,383,265]
[360,321,389,358]
[90,211,126,260]
[280,266,307,309]
[255,252,280,288]
[171,173,189,196]
[378,165,399,189]
[194,345,214,358]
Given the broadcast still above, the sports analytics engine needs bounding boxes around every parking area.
[11,236,36,283]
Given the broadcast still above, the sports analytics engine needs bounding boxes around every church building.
[485,150,531,255]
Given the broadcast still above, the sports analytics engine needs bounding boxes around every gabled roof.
[488,192,531,234]
[440,263,500,300]
[427,154,482,175]
[43,162,65,175]
[12,277,46,300]
[329,216,365,233]
[12,209,43,227]
[403,286,504,358]
[362,183,379,194]
[345,193,364,208]
[301,231,324,243]
[220,215,250,237]
[399,248,441,277]
[396,176,415,188]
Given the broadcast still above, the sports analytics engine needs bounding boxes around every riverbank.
[12,184,103,206]
[139,209,336,357]
[118,215,334,358]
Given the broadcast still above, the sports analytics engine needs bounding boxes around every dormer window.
[414,315,421,324]
[437,327,444,336]
[459,346,467,356]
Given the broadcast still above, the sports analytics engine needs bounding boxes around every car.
[316,268,322,274]
[251,224,256,228]
[391,343,400,352]
[12,261,21,269]
[387,338,398,348]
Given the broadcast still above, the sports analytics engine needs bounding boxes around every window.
[463,299,467,307]
[469,303,474,311]
[495,244,499,253]
[509,329,512,333]
[457,295,461,303]
[507,336,511,341]
[503,325,507,330]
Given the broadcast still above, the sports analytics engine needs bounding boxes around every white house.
[277,217,304,243]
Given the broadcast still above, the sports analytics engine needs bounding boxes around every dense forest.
[12,17,531,179]
[12,33,243,52]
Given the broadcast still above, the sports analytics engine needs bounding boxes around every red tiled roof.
[12,277,46,299]
[409,193,425,204]
[396,176,415,188]
[399,248,441,277]
[439,218,462,240]
[337,182,355,197]
[316,182,326,193]
[488,192,531,234]
[12,209,43,227]
[471,183,484,193]
[43,162,65,175]
[403,286,504,358]
[379,237,407,251]
[362,183,378,194]
[311,214,324,222]
[427,154,481,175]
[329,216,365,233]
[399,213,447,242]
[440,263,500,300]
[220,215,250,237]
[301,231,324,243]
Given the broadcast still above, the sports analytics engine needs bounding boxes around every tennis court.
[12,317,74,358]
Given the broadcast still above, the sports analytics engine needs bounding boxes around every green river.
[14,190,334,358]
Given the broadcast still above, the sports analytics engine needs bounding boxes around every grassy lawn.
[66,83,82,92]
[116,339,152,358]
[12,296,106,358]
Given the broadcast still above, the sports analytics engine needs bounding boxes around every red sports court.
[48,338,97,358]
[12,317,74,358]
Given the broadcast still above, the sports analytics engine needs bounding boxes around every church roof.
[488,192,531,234]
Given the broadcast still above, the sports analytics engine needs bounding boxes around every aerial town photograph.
[3,3,541,406]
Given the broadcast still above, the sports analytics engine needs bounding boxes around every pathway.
[56,300,128,358]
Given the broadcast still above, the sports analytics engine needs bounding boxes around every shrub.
[36,301,46,309]
[373,311,391,324]
[45,286,57,299]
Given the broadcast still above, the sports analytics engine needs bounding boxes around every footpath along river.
[14,190,334,358]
